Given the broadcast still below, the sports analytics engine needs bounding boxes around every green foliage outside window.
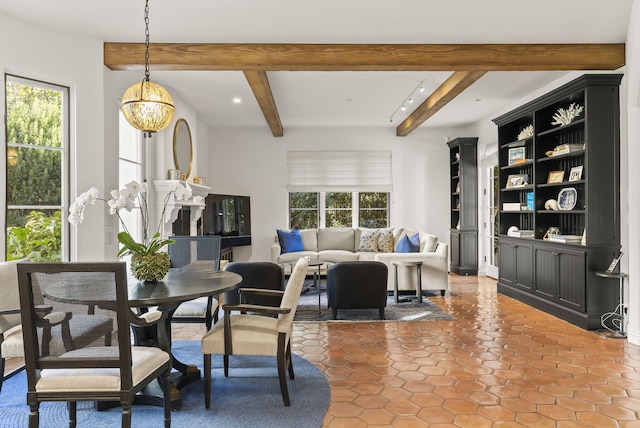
[325,192,352,227]
[289,191,389,229]
[6,211,62,261]
[289,192,318,229]
[5,80,64,261]
[359,192,388,228]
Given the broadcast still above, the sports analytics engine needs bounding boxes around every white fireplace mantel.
[153,180,211,236]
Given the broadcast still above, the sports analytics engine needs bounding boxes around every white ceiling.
[0,0,633,130]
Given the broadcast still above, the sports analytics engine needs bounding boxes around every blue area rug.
[0,340,330,428]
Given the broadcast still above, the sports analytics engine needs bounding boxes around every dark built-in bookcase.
[492,74,622,330]
[448,137,478,275]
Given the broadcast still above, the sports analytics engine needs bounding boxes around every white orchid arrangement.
[69,180,201,257]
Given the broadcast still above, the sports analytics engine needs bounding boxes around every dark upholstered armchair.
[327,261,388,320]
[222,262,285,308]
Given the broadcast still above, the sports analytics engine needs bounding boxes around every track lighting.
[389,80,425,123]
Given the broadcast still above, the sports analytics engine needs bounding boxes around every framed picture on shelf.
[547,170,565,184]
[505,174,526,188]
[569,166,584,182]
[508,147,526,165]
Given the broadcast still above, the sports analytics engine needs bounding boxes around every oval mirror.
[173,118,193,180]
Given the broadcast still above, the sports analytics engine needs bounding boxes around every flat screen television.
[202,194,251,248]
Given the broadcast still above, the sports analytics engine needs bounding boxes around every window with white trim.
[118,110,144,244]
[288,192,389,229]
[287,151,392,229]
[4,75,69,261]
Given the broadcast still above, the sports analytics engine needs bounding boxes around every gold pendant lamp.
[121,0,174,136]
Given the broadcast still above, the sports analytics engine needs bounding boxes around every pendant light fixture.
[121,0,174,136]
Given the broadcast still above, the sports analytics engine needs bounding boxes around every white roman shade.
[287,151,392,192]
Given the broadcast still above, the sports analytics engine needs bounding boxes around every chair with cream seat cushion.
[1,259,113,394]
[17,262,171,428]
[169,236,221,330]
[201,257,308,408]
[0,259,29,392]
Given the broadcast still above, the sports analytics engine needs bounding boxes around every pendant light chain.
[120,0,175,134]
[144,0,151,82]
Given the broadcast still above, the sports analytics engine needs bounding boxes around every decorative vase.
[130,252,170,282]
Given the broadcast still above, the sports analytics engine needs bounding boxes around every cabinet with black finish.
[448,137,478,275]
[499,237,533,292]
[533,243,585,312]
[493,74,622,330]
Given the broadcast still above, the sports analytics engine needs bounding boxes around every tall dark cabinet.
[448,137,478,275]
[493,74,622,330]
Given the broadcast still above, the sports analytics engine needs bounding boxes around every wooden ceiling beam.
[396,71,487,137]
[104,43,625,71]
[243,70,283,137]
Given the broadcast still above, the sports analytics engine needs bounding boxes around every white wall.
[0,13,106,261]
[206,126,470,262]
[624,1,639,345]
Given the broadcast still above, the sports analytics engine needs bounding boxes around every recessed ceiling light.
[233,97,242,104]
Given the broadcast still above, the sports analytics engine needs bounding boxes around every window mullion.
[352,192,359,227]
[319,192,326,228]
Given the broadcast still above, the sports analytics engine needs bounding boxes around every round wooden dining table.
[44,262,242,410]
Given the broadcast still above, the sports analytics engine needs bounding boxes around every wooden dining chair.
[201,257,308,408]
[0,259,30,392]
[169,236,221,330]
[17,262,172,428]
[1,259,113,394]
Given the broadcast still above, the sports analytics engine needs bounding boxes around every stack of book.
[550,144,584,156]
[509,229,534,238]
[549,235,583,243]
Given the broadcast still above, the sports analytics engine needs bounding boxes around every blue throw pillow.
[395,233,420,253]
[277,229,304,253]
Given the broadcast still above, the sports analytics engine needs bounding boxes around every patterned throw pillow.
[357,230,379,252]
[377,230,394,253]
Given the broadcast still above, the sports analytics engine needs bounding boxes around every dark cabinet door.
[450,230,460,270]
[557,249,586,311]
[460,231,478,270]
[514,243,533,291]
[499,240,516,288]
[534,244,586,311]
[534,246,557,299]
[499,239,532,292]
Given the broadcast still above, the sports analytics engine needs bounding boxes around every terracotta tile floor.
[5,274,640,427]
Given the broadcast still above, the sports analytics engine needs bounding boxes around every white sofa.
[271,227,449,295]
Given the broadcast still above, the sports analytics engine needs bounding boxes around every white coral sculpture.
[551,103,584,126]
[517,124,534,140]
